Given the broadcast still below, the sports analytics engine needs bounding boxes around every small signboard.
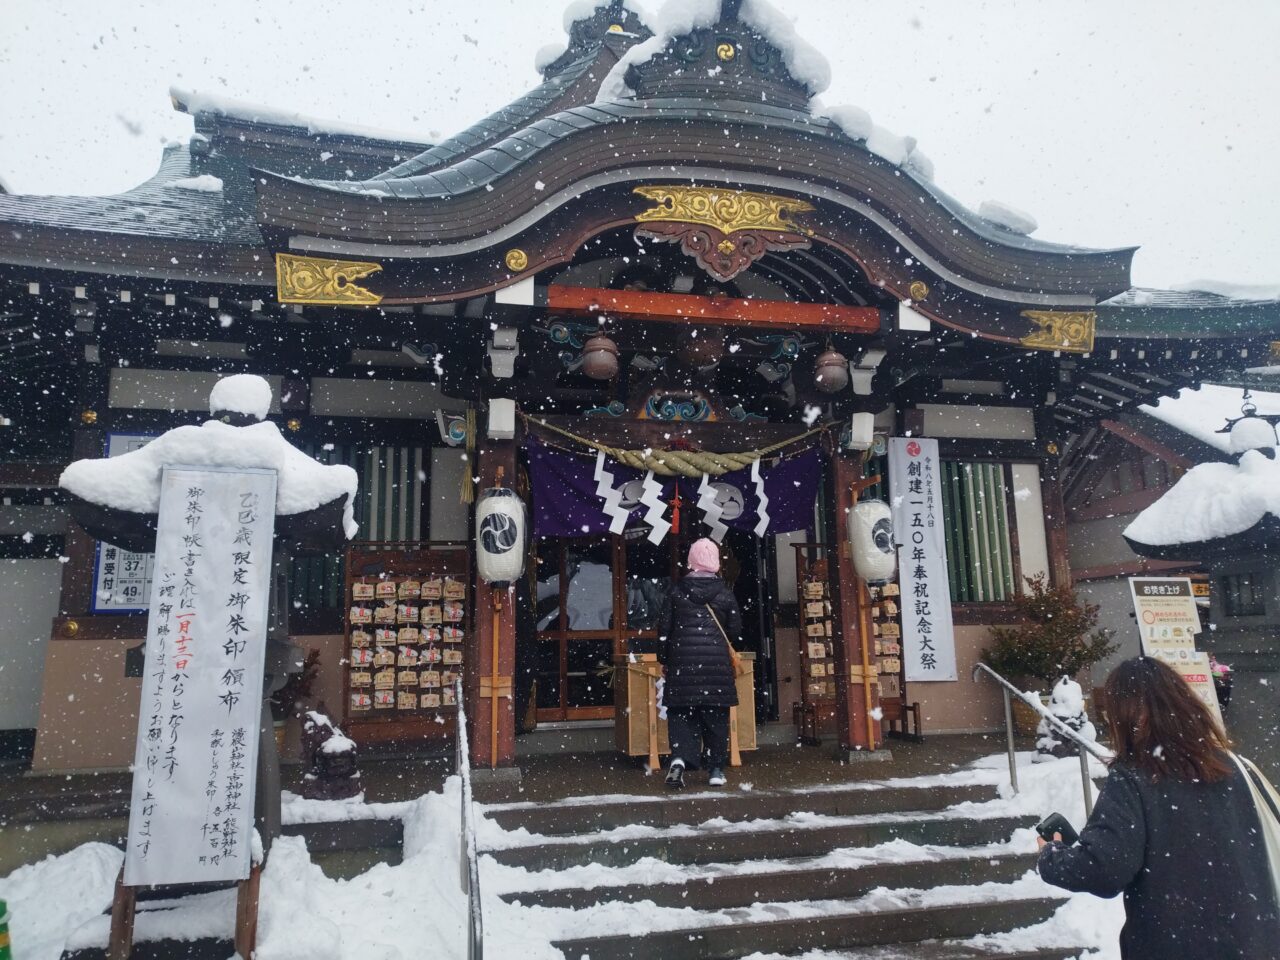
[1128,577,1201,655]
[91,434,158,613]
[123,465,277,886]
[1148,647,1224,726]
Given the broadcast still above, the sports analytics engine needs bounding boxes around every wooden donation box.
[614,652,757,768]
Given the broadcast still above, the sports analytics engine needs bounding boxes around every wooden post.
[728,704,742,767]
[471,439,518,769]
[646,665,660,771]
[106,870,136,960]
[234,863,262,960]
[824,452,882,754]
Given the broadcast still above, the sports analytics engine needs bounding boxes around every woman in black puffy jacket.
[657,537,741,789]
[1037,657,1280,959]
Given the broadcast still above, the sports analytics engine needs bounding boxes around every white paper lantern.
[848,499,896,584]
[476,487,527,586]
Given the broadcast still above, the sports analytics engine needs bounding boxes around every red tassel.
[671,487,681,535]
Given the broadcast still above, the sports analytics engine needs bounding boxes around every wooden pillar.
[824,451,882,753]
[1036,411,1072,588]
[470,438,519,769]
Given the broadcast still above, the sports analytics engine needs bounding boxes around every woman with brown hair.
[1037,656,1280,959]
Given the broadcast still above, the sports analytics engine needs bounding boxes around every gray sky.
[2,0,1278,289]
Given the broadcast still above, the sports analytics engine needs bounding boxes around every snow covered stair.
[480,777,1093,960]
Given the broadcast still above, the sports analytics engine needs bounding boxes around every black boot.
[665,759,685,789]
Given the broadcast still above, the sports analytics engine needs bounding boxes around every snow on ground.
[0,842,123,960]
[3,752,1122,960]
[62,781,468,960]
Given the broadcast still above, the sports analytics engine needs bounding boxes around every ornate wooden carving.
[633,186,815,282]
[275,253,382,306]
[1019,310,1097,354]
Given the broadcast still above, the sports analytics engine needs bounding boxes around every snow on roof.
[61,419,359,538]
[977,199,1038,236]
[1124,449,1280,547]
[1140,383,1280,454]
[597,0,831,102]
[561,0,647,32]
[165,174,224,193]
[170,86,433,146]
[1171,279,1280,302]
[813,99,934,182]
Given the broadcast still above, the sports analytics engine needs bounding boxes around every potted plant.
[981,574,1117,735]
[269,648,321,753]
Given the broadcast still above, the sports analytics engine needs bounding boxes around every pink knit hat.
[687,538,721,574]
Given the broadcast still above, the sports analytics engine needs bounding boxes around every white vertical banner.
[124,466,277,886]
[888,438,957,681]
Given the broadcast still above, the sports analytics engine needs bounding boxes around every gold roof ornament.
[1019,310,1097,354]
[634,186,814,237]
[275,253,382,306]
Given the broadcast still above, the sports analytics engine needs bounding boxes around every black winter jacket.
[657,575,741,708]
[1037,758,1280,959]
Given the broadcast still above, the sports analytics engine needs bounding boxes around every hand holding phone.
[1036,812,1079,846]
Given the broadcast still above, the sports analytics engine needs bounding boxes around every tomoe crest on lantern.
[476,486,527,586]
[848,499,897,584]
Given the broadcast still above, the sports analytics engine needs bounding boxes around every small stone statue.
[301,710,364,801]
[1034,676,1097,762]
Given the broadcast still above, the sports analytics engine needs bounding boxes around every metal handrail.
[972,662,1114,816]
[455,678,484,960]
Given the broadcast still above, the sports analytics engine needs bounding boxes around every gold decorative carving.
[80,410,98,425]
[1019,310,1097,354]
[505,248,529,272]
[634,186,814,237]
[909,280,929,301]
[607,23,625,33]
[716,42,736,61]
[717,239,736,254]
[63,620,80,637]
[275,253,382,305]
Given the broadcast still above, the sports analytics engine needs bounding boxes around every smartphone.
[1036,812,1079,845]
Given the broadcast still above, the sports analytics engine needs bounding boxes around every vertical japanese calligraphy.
[124,466,277,886]
[888,438,958,682]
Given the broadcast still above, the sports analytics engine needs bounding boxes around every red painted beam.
[546,285,882,333]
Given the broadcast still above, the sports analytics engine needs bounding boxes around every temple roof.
[0,143,262,246]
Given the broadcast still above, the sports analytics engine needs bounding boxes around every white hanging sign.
[124,466,277,886]
[888,438,957,682]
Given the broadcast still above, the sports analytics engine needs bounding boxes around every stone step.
[780,945,1084,960]
[552,895,1069,960]
[484,783,998,836]
[486,814,1028,871]
[501,851,1035,910]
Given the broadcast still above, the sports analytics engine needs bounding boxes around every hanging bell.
[814,348,850,393]
[581,334,620,381]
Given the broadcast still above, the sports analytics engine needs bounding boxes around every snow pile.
[165,174,224,193]
[596,0,830,102]
[1228,415,1277,454]
[0,842,124,960]
[813,99,934,182]
[1124,448,1280,547]
[1141,383,1280,454]
[60,419,360,538]
[280,790,415,825]
[534,42,568,72]
[171,86,432,145]
[977,199,1038,236]
[62,783,467,959]
[1171,279,1280,301]
[210,372,273,419]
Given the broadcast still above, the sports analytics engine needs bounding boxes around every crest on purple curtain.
[526,438,822,539]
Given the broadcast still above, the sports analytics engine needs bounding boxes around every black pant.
[667,705,730,770]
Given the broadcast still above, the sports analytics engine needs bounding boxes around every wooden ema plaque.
[793,546,838,744]
[343,541,469,745]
